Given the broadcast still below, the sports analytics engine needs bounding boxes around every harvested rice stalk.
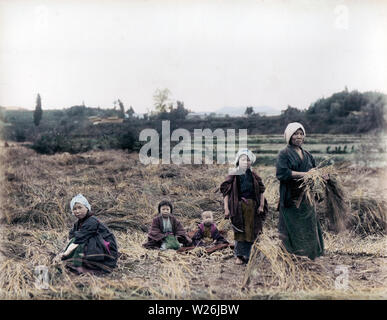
[243,233,332,291]
[297,165,349,232]
[325,176,349,232]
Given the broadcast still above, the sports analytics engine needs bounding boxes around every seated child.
[191,211,229,247]
[143,200,192,250]
[55,194,118,274]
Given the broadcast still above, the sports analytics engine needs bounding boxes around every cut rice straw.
[297,165,349,232]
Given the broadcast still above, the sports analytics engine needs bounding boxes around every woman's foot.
[235,257,244,265]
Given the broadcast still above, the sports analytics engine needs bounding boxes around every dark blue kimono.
[276,145,324,260]
[67,213,118,272]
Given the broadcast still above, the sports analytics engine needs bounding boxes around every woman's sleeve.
[220,176,233,197]
[257,175,266,193]
[276,150,292,181]
[252,172,266,194]
[69,224,76,240]
[72,218,99,244]
[174,219,187,237]
[311,153,316,168]
[147,218,165,242]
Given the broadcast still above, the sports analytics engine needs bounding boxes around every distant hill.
[0,106,29,111]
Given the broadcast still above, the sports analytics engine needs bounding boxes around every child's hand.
[62,243,78,257]
[258,206,264,214]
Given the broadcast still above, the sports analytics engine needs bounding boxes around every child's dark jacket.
[143,214,191,249]
[220,169,268,238]
[68,213,118,272]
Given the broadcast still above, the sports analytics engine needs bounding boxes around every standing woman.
[276,122,324,260]
[220,149,268,265]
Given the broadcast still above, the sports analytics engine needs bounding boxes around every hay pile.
[349,195,387,236]
[242,232,332,291]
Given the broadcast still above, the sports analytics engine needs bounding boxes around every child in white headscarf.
[220,148,268,264]
[55,194,118,274]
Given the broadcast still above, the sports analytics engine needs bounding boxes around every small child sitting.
[143,200,192,250]
[55,194,118,274]
[191,211,229,247]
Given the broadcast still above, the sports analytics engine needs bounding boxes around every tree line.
[0,88,385,154]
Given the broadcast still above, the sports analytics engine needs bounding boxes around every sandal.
[235,257,244,265]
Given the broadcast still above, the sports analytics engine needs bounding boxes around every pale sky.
[0,0,386,114]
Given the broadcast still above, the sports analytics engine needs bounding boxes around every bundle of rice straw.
[349,195,387,236]
[297,165,349,232]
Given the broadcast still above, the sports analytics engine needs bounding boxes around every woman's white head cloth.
[234,148,256,166]
[284,122,306,145]
[70,194,91,213]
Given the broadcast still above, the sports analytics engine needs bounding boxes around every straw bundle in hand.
[297,165,349,232]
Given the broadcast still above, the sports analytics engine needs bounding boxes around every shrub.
[31,133,71,154]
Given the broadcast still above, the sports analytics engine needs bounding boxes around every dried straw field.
[0,144,386,300]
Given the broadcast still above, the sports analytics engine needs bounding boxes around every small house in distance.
[186,112,207,120]
[88,116,124,125]
[132,113,146,119]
